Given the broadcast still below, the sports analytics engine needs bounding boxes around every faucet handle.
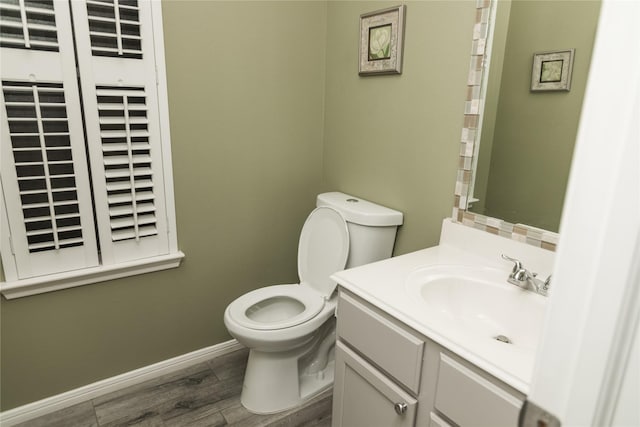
[501,254,522,273]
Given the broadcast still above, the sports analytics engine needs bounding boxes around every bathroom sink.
[405,265,547,351]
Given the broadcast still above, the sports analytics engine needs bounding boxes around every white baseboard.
[0,339,243,426]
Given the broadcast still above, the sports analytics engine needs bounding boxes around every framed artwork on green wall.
[531,49,575,91]
[359,5,406,76]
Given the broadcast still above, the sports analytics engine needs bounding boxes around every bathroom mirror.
[452,0,601,248]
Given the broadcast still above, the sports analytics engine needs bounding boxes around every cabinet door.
[429,412,453,427]
[332,341,417,427]
[435,354,523,427]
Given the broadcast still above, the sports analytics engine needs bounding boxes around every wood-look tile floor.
[15,348,333,427]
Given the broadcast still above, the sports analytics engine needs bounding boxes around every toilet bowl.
[224,192,403,414]
[225,284,336,350]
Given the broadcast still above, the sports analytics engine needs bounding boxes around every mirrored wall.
[452,0,601,250]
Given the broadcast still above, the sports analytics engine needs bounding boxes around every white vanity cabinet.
[332,289,526,427]
[332,291,423,427]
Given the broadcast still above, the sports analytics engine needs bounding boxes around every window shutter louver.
[71,0,169,264]
[0,0,59,52]
[3,81,83,252]
[0,0,99,279]
[86,0,142,59]
[96,85,158,242]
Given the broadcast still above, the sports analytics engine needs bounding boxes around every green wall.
[479,0,600,231]
[0,0,476,410]
[322,1,475,254]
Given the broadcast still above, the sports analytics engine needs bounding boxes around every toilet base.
[240,346,335,414]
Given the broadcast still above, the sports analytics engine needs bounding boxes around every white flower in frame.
[369,24,392,60]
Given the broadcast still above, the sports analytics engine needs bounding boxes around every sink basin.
[405,265,547,351]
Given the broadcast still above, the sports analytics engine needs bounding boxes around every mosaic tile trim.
[451,0,559,251]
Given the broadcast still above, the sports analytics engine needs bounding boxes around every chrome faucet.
[501,254,551,296]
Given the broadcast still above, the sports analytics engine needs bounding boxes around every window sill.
[1,251,185,299]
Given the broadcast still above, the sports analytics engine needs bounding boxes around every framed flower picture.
[359,5,406,76]
[531,49,575,91]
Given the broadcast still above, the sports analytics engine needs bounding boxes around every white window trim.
[1,1,184,298]
[1,251,185,299]
[150,1,180,254]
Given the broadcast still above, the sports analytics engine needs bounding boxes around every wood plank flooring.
[15,348,333,427]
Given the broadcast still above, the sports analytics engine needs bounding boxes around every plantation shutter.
[0,0,59,51]
[0,0,99,278]
[71,0,169,264]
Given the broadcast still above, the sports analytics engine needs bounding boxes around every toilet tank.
[316,192,403,269]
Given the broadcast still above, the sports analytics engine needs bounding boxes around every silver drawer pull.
[394,402,408,415]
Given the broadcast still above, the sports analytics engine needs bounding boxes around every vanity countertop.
[331,219,555,394]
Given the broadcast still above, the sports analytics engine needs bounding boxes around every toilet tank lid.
[316,192,403,226]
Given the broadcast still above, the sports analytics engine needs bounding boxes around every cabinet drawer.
[435,353,523,427]
[333,341,417,427]
[429,412,453,427]
[337,291,423,393]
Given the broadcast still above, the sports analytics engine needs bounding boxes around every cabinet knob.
[394,402,408,415]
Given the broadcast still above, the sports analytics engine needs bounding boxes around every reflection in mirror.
[465,0,601,234]
[469,0,600,232]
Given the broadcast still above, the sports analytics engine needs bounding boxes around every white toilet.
[224,192,403,414]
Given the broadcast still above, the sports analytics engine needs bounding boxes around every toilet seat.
[298,206,350,298]
[227,206,349,332]
[227,284,325,330]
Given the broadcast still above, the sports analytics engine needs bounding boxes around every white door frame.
[525,0,640,426]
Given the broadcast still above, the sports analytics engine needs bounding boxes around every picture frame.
[359,5,406,76]
[531,49,575,92]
